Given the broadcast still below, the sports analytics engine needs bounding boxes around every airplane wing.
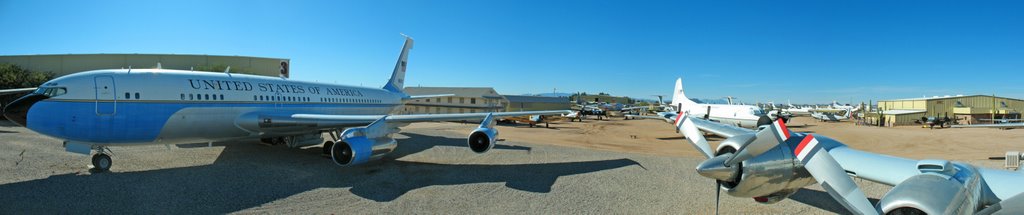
[405,94,456,100]
[978,192,1024,215]
[630,113,752,138]
[620,106,647,111]
[685,116,752,138]
[0,87,37,96]
[624,114,672,123]
[236,110,573,134]
[296,110,571,123]
[950,123,1024,129]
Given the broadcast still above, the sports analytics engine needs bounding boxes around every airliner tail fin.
[383,34,414,94]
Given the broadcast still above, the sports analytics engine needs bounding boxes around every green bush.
[1,63,54,111]
[0,63,53,89]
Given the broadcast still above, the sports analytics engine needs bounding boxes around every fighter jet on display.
[668,114,1024,214]
[1,36,570,172]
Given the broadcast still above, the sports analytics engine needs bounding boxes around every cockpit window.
[37,87,67,97]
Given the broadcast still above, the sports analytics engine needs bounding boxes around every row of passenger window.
[254,95,310,102]
[174,93,385,104]
[321,97,382,104]
[181,93,225,101]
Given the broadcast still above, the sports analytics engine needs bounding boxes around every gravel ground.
[0,121,1007,214]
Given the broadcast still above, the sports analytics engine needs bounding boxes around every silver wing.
[236,110,574,134]
[0,87,37,96]
[680,115,1024,214]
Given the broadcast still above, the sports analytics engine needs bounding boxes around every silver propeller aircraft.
[667,113,1024,214]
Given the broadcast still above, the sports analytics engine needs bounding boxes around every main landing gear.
[90,146,113,172]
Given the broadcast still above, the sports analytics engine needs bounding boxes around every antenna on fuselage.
[224,66,231,73]
[128,66,132,73]
[156,62,162,69]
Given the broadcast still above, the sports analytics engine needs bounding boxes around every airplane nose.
[696,154,740,182]
[3,93,48,127]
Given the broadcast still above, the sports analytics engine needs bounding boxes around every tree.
[0,63,52,89]
[0,63,54,115]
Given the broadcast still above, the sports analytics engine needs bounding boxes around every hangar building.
[870,95,1024,126]
[401,87,506,114]
[503,95,570,112]
[401,87,572,114]
[0,54,290,78]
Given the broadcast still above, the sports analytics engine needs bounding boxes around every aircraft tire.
[91,154,112,172]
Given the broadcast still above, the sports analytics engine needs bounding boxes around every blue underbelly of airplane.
[26,100,397,145]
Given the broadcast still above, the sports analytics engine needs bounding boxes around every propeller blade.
[715,181,721,215]
[676,114,715,159]
[794,134,879,215]
[725,119,790,166]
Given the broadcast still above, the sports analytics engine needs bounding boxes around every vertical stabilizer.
[383,35,414,94]
[671,78,698,107]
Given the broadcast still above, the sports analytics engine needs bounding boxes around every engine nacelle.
[330,132,397,166]
[467,127,498,153]
[715,133,816,201]
[878,161,984,214]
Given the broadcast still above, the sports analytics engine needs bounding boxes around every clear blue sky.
[1,0,1022,104]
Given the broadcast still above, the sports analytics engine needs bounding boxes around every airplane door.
[95,76,116,115]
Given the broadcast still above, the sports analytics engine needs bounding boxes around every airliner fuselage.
[7,69,403,146]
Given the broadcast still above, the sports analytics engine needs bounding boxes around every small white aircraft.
[812,101,862,113]
[783,100,813,115]
[1,36,570,172]
[810,108,853,122]
[669,114,1024,214]
[658,78,772,128]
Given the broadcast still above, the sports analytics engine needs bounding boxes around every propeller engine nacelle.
[467,127,498,153]
[876,161,988,214]
[330,130,398,166]
[705,133,817,203]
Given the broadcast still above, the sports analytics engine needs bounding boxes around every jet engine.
[701,133,816,203]
[467,127,498,153]
[876,160,987,214]
[330,117,398,166]
[330,133,397,166]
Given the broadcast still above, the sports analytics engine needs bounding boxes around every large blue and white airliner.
[1,36,570,172]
